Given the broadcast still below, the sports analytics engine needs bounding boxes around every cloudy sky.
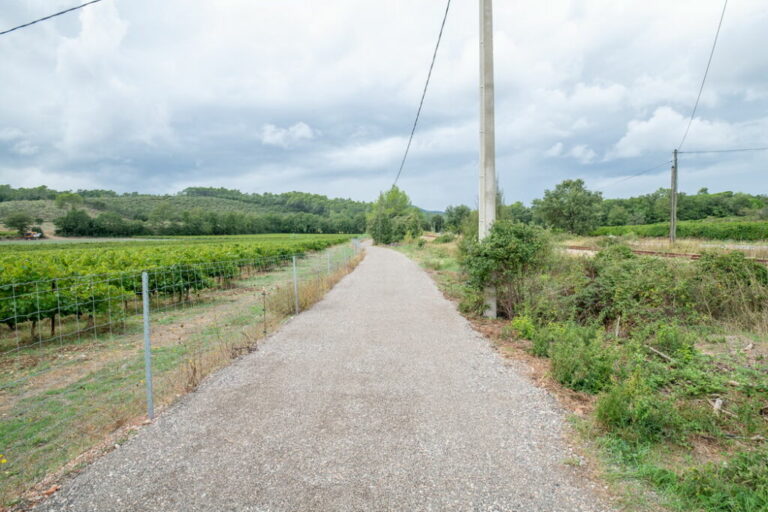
[0,0,766,210]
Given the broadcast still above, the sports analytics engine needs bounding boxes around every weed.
[433,233,456,244]
[596,373,682,443]
[549,324,615,394]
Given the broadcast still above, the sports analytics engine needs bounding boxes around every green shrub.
[690,252,768,325]
[462,221,551,317]
[575,248,694,327]
[416,238,426,248]
[675,449,768,512]
[549,325,615,393]
[433,233,455,243]
[596,373,682,442]
[649,323,696,361]
[459,288,485,315]
[510,314,536,339]
[528,321,572,357]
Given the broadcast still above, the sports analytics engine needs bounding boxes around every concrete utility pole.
[479,0,497,317]
[670,149,678,244]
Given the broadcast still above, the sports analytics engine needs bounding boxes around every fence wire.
[0,241,362,506]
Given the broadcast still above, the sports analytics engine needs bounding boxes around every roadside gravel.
[39,246,615,512]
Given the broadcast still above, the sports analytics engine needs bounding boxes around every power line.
[393,0,451,187]
[680,146,768,155]
[0,0,106,37]
[678,0,728,150]
[596,160,672,192]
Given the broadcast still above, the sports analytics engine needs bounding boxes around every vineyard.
[0,235,362,506]
[0,234,352,351]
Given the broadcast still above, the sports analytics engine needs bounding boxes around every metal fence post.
[141,272,155,420]
[262,289,267,336]
[292,256,300,315]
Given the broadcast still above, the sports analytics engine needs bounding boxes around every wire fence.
[0,240,364,506]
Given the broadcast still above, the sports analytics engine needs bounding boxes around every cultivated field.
[0,234,362,508]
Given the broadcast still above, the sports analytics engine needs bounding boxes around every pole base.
[483,287,497,318]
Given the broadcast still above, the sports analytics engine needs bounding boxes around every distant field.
[594,219,768,241]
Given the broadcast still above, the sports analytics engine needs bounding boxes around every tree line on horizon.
[1,182,766,239]
[442,180,768,237]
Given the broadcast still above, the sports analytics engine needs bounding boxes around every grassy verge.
[0,244,363,509]
[398,235,768,512]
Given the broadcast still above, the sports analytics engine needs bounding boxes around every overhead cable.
[678,0,728,150]
[0,0,106,37]
[393,0,452,187]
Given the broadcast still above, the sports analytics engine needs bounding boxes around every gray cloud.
[0,0,766,210]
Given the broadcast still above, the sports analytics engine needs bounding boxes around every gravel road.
[39,246,614,512]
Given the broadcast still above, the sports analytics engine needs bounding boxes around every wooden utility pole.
[670,149,678,244]
[479,0,497,317]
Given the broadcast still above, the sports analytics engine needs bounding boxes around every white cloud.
[0,128,23,142]
[544,142,564,157]
[12,140,39,156]
[568,144,597,164]
[260,122,315,148]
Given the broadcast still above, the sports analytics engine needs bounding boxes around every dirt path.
[38,247,614,512]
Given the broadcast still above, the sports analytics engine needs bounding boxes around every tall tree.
[532,179,603,235]
[366,186,423,244]
[4,212,33,235]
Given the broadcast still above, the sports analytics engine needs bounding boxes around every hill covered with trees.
[0,186,370,237]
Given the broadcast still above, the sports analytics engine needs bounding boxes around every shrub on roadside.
[575,246,695,327]
[549,324,615,393]
[596,373,682,443]
[675,448,768,512]
[433,233,455,244]
[690,252,768,326]
[509,314,536,340]
[462,221,551,317]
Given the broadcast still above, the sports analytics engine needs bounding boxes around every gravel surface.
[39,246,615,512]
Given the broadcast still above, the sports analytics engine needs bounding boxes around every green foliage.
[444,205,471,233]
[673,449,768,512]
[599,188,767,227]
[54,192,84,210]
[532,179,603,235]
[548,324,615,393]
[509,314,536,340]
[431,214,445,232]
[594,219,768,241]
[3,212,34,235]
[575,245,695,327]
[596,373,682,443]
[3,185,369,237]
[433,233,455,244]
[366,186,423,245]
[0,234,351,332]
[689,252,768,324]
[462,221,551,316]
[500,201,532,224]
